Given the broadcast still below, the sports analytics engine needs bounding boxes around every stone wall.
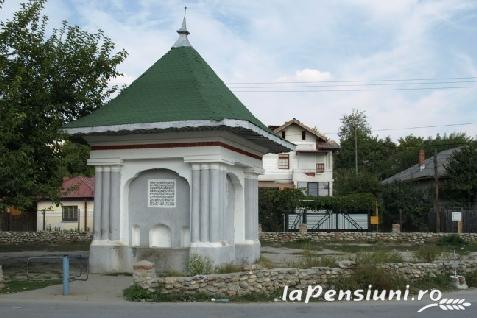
[134,260,477,296]
[0,231,92,245]
[260,232,477,244]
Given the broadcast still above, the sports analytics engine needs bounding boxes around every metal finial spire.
[173,6,191,48]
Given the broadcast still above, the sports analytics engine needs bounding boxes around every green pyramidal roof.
[65,46,268,131]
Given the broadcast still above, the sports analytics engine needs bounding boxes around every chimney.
[418,149,425,171]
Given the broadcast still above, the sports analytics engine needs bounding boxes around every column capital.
[244,167,263,179]
[87,158,123,166]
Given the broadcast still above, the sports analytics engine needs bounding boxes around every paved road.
[0,289,475,318]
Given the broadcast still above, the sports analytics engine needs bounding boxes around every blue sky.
[2,0,477,140]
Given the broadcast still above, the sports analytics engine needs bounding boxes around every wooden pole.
[433,149,440,232]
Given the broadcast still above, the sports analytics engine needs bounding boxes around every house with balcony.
[259,118,339,196]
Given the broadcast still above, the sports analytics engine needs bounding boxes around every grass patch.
[414,245,442,262]
[257,256,273,269]
[0,279,61,294]
[288,250,338,268]
[123,284,281,302]
[355,250,403,265]
[215,264,244,274]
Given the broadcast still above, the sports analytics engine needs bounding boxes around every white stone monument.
[65,17,294,273]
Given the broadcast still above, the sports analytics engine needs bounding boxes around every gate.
[286,209,369,232]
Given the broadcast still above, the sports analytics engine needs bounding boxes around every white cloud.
[2,0,476,141]
[277,69,332,82]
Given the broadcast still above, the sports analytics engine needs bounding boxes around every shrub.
[355,250,403,265]
[123,285,211,302]
[257,256,273,269]
[186,254,213,276]
[330,264,407,292]
[288,250,337,268]
[215,264,243,274]
[437,234,466,247]
[465,270,477,288]
[415,246,441,262]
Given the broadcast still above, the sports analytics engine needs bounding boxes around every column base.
[235,240,261,263]
[89,240,134,274]
[189,242,235,266]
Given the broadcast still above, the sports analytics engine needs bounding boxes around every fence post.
[63,255,69,296]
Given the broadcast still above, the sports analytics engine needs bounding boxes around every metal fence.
[428,208,477,233]
[286,209,370,232]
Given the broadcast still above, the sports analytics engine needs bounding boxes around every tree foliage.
[0,0,127,210]
[445,143,477,206]
[259,188,304,231]
[380,182,432,231]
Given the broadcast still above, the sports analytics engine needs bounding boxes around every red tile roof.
[61,176,95,199]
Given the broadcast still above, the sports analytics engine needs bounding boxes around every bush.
[437,234,466,247]
[186,254,213,276]
[257,256,273,269]
[123,285,211,302]
[215,264,243,274]
[415,246,441,262]
[330,264,407,292]
[300,193,376,211]
[355,251,403,265]
[290,253,338,269]
[465,270,477,287]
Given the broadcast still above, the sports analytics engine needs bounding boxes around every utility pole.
[354,125,358,175]
[433,149,440,232]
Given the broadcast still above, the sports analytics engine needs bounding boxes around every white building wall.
[259,124,335,195]
[37,200,94,232]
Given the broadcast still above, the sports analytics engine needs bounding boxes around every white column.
[191,164,200,243]
[93,167,103,240]
[244,173,259,241]
[199,165,210,242]
[209,166,220,242]
[101,167,111,240]
[110,166,121,240]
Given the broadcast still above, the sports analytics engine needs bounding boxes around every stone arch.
[128,168,190,248]
[149,224,172,248]
[225,172,244,244]
[131,224,140,247]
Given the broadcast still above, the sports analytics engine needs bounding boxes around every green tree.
[0,0,127,211]
[334,169,381,196]
[444,143,477,206]
[259,188,304,231]
[380,182,432,231]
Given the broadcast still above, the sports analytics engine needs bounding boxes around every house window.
[306,182,330,197]
[302,131,306,140]
[316,163,325,173]
[278,154,289,169]
[281,131,286,139]
[62,206,78,222]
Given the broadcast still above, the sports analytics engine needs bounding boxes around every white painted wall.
[259,124,335,194]
[37,200,94,232]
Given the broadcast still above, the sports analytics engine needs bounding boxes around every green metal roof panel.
[65,47,268,131]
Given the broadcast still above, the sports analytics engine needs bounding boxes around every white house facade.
[259,119,339,196]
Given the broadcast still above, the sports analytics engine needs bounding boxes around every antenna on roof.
[173,6,191,48]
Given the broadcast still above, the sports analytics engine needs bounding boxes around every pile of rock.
[260,232,477,244]
[0,231,92,245]
[133,259,477,296]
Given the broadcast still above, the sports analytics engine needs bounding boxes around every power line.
[228,80,477,89]
[227,76,477,85]
[231,86,469,93]
[323,122,473,135]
